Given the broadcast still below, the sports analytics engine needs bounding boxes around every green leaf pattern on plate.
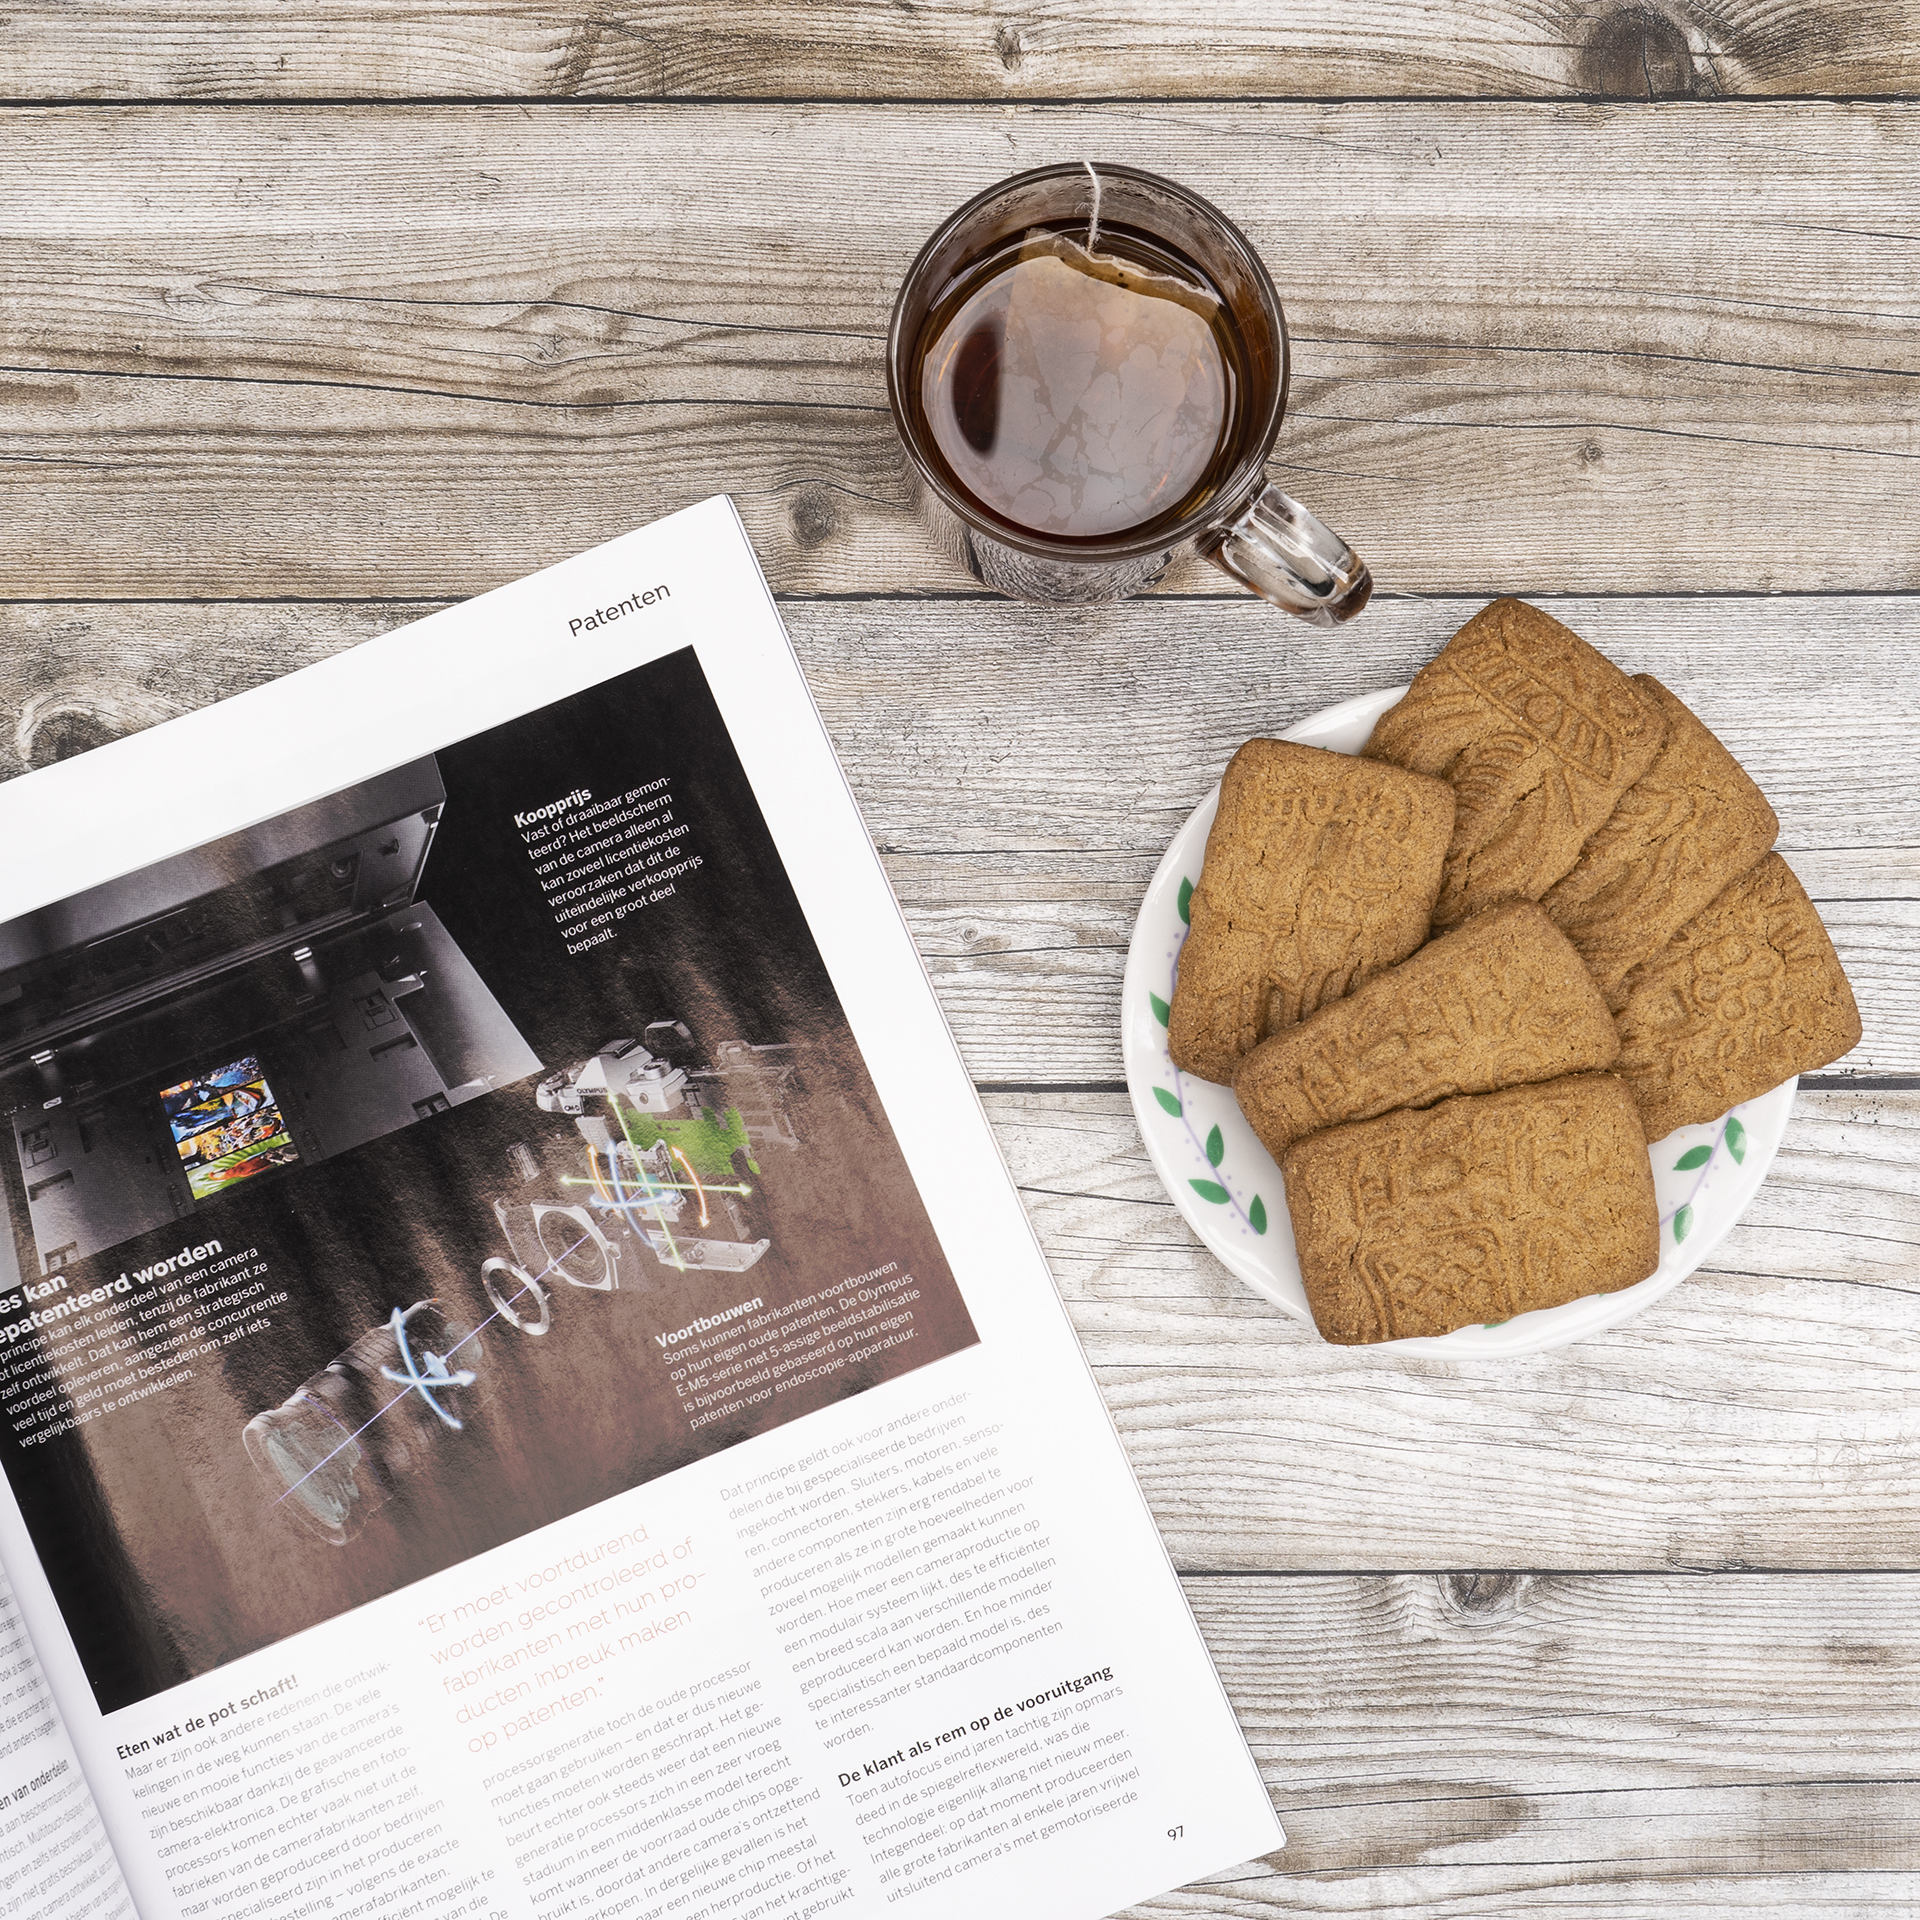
[1661,1107,1756,1245]
[1140,737,1785,1336]
[1150,906,1266,1244]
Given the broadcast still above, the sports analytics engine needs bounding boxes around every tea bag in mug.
[892,162,1372,624]
[921,174,1235,542]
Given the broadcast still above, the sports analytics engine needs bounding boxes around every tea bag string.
[1083,160,1103,254]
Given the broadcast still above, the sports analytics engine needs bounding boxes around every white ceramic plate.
[1121,686,1796,1356]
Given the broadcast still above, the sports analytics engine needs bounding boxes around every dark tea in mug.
[905,224,1255,545]
[889,166,1370,623]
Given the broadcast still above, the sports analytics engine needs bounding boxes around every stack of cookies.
[1168,599,1861,1345]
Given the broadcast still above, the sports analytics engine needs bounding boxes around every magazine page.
[0,496,1280,1920]
[0,1557,133,1919]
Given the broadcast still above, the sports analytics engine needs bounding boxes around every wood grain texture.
[1132,1573,1920,1911]
[3,1,1916,103]
[1181,1566,1920,1788]
[1146,1862,1920,1915]
[1142,1874,1920,1917]
[987,1087,1920,1567]
[2,592,1907,849]
[1192,1571,1920,1795]
[0,103,1914,598]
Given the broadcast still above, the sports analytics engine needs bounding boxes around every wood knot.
[995,22,1030,72]
[1580,6,1712,98]
[788,486,839,549]
[15,679,183,773]
[546,16,604,95]
[1438,1571,1529,1622]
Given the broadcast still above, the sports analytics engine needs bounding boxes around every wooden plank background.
[5,0,1919,101]
[2,5,1916,1912]
[1,104,1915,599]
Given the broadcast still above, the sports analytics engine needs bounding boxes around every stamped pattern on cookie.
[1169,738,1453,1081]
[1363,599,1667,927]
[1283,1077,1659,1344]
[1235,904,1619,1157]
[1541,675,1778,1001]
[1614,852,1860,1140]
[1442,629,1647,786]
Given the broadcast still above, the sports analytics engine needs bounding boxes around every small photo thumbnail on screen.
[162,1055,302,1202]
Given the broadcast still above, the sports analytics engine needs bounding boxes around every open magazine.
[0,498,1280,1920]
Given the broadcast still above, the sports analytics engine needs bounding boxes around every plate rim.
[1120,687,1797,1356]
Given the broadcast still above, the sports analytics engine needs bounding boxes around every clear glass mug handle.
[1204,484,1373,627]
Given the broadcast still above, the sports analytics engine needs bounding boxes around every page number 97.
[1167,1824,1183,1841]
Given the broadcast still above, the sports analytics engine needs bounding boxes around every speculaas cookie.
[1168,738,1455,1085]
[1541,674,1777,1007]
[1363,598,1667,929]
[1612,852,1861,1140]
[1281,1073,1660,1344]
[1233,901,1619,1158]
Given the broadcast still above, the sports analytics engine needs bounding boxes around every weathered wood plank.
[0,595,1911,1077]
[1106,1277,1920,1568]
[1729,1086,1920,1279]
[1132,1572,1920,1911]
[995,1087,1920,1295]
[794,592,1920,856]
[985,1088,1920,1568]
[2,1,1915,103]
[3,593,1910,866]
[1181,1570,1920,1796]
[8,592,1905,853]
[0,103,1914,598]
[1145,1875,1920,1917]
[1196,1781,1920,1882]
[1142,1864,1920,1917]
[811,591,1920,1080]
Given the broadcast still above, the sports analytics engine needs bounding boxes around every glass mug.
[887,163,1370,624]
